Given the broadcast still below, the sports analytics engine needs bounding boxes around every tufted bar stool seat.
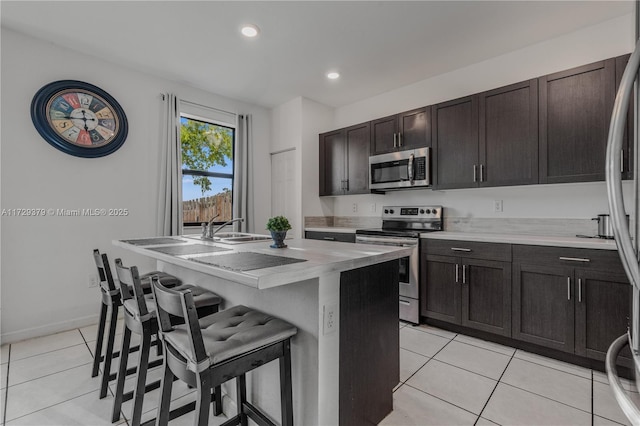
[151,280,298,426]
[91,249,183,400]
[112,260,223,426]
[167,305,297,365]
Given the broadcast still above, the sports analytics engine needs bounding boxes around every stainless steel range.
[355,206,443,323]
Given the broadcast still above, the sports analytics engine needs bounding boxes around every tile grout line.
[402,381,481,420]
[3,345,11,426]
[400,332,458,386]
[475,345,516,425]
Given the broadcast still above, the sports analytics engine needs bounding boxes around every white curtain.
[157,93,183,236]
[235,114,253,233]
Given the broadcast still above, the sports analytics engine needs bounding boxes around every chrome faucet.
[208,217,244,239]
[201,213,220,238]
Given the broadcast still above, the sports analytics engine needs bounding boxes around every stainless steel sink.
[219,235,272,243]
[185,233,272,244]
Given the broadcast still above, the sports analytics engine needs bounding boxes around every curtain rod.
[160,94,236,117]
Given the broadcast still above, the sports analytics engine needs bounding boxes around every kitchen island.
[114,235,412,426]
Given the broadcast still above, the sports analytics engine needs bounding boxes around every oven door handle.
[355,235,418,246]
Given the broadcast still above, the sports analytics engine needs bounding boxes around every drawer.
[422,239,511,261]
[512,244,623,271]
[305,231,355,243]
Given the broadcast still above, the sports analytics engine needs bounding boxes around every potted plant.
[266,215,291,248]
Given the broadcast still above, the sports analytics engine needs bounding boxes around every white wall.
[0,28,271,343]
[328,13,637,222]
[270,97,334,237]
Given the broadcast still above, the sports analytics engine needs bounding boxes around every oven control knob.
[384,209,389,214]
[420,209,425,214]
[389,209,395,214]
[425,209,431,214]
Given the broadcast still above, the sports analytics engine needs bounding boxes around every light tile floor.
[0,320,637,425]
[381,322,639,425]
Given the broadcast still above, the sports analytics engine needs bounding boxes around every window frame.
[180,115,236,227]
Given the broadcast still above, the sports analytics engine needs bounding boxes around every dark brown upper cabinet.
[319,122,370,196]
[615,53,634,180]
[371,107,430,155]
[539,59,616,184]
[432,96,479,189]
[479,79,539,187]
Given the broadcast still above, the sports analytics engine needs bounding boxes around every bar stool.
[91,249,182,400]
[151,277,297,426]
[113,260,223,426]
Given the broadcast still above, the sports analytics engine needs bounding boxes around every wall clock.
[30,80,128,158]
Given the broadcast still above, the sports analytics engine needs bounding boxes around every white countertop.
[420,231,619,250]
[305,227,357,233]
[114,236,412,289]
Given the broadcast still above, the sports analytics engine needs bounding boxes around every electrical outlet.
[493,200,503,213]
[323,304,337,334]
[352,203,358,213]
[88,273,99,288]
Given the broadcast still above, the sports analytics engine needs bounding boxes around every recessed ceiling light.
[327,72,340,80]
[241,24,260,38]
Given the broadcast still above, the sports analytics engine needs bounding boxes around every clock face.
[31,81,128,158]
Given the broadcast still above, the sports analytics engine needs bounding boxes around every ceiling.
[1,1,634,109]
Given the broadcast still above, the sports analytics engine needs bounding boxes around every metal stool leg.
[280,339,294,426]
[91,302,108,378]
[99,303,119,399]
[111,326,132,422]
[131,325,152,426]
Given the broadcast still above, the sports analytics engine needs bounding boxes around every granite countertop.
[114,236,412,289]
[420,231,619,250]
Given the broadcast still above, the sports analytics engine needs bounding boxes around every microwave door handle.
[408,154,414,184]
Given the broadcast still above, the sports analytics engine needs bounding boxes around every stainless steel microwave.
[369,147,431,190]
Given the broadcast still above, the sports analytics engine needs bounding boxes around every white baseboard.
[1,313,100,345]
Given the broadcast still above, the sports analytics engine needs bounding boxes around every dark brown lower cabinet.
[422,253,511,337]
[512,263,574,352]
[574,268,632,364]
[422,240,632,369]
[512,245,631,366]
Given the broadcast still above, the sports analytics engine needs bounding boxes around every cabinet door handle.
[398,133,402,147]
[345,179,349,191]
[462,264,467,284]
[578,278,582,302]
[621,149,625,173]
[473,165,477,182]
[393,133,397,148]
[455,263,459,283]
[559,257,591,263]
[399,300,411,306]
[451,247,472,252]
[567,277,571,300]
[480,164,484,182]
[323,236,336,241]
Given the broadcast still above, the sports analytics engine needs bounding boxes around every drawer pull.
[451,247,472,252]
[559,257,591,263]
[567,277,571,300]
[462,264,467,284]
[455,264,460,283]
[399,300,411,306]
[323,237,336,241]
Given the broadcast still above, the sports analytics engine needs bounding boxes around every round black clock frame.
[31,80,128,158]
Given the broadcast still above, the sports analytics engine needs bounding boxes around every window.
[181,116,235,227]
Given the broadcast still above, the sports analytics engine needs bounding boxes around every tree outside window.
[181,117,234,226]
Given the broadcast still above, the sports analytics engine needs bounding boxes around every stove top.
[356,205,443,237]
